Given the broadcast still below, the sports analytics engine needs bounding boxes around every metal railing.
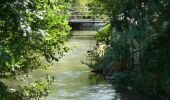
[69,7,108,21]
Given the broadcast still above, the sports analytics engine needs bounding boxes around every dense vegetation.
[85,0,170,99]
[1,0,170,99]
[0,0,71,99]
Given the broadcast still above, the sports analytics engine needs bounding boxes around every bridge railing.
[69,7,109,21]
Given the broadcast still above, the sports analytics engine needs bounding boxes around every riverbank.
[85,23,170,100]
[0,31,153,100]
[83,25,152,100]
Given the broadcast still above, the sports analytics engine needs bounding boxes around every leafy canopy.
[0,0,71,73]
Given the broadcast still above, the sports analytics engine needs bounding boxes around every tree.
[0,0,72,99]
[85,0,170,99]
[0,0,71,75]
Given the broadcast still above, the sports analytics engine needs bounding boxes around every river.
[45,31,149,100]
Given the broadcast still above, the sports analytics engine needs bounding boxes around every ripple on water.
[62,71,81,78]
[79,84,117,100]
[57,90,80,97]
[48,83,118,100]
[54,71,81,82]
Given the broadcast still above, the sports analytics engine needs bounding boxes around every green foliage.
[95,24,111,45]
[0,0,71,74]
[83,48,100,69]
[72,0,87,8]
[84,24,113,71]
[84,45,117,74]
[11,81,49,100]
[86,0,170,99]
[0,81,50,100]
[0,0,72,99]
[0,82,7,99]
[139,25,170,99]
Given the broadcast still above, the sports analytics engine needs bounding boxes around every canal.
[45,31,149,100]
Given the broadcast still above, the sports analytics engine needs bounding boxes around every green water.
[46,31,149,100]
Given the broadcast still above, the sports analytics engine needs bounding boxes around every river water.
[46,31,149,100]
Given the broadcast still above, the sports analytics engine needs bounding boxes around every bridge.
[68,7,109,30]
[69,20,107,23]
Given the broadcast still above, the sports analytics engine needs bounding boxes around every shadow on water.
[46,30,149,100]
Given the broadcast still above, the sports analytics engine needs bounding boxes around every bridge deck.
[69,19,109,23]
